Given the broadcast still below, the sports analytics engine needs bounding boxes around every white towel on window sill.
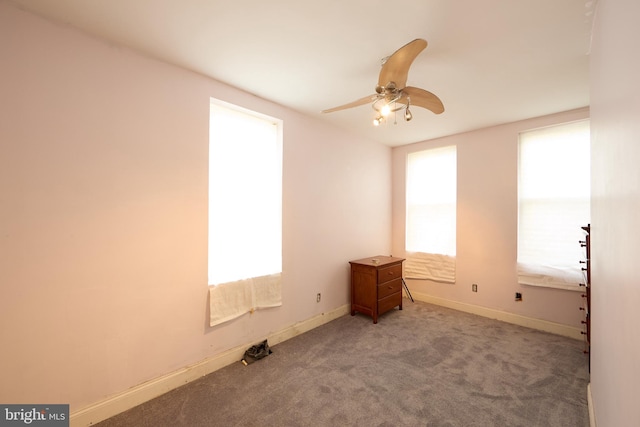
[209,273,282,327]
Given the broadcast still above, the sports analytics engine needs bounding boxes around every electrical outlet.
[316,293,321,303]
[515,292,522,301]
[472,284,478,292]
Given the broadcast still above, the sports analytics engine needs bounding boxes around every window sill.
[519,281,585,292]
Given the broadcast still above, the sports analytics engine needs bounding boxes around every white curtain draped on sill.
[209,273,282,327]
[404,252,456,283]
[517,262,584,291]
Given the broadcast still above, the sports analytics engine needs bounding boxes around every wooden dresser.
[349,256,405,324]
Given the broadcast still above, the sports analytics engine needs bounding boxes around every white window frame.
[517,119,590,291]
[405,145,457,283]
[208,99,283,326]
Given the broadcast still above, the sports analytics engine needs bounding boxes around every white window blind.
[405,146,457,282]
[208,100,283,326]
[517,120,590,290]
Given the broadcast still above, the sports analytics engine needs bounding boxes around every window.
[208,99,283,326]
[517,120,590,290]
[405,145,457,282]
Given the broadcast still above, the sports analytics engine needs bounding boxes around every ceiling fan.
[322,39,444,126]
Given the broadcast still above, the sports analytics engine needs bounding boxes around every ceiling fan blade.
[403,86,445,114]
[378,39,428,91]
[321,94,378,113]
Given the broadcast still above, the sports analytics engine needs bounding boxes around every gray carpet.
[95,300,589,426]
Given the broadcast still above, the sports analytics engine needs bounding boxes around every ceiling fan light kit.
[322,38,444,127]
[372,100,412,126]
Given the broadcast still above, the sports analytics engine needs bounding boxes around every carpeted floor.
[95,300,590,426]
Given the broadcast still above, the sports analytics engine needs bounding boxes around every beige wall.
[590,0,640,424]
[0,2,391,411]
[392,108,590,328]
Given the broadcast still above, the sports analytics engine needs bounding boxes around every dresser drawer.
[378,278,401,299]
[377,263,402,284]
[378,291,402,316]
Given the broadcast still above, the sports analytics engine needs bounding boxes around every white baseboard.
[70,304,350,427]
[408,291,584,340]
[588,383,596,427]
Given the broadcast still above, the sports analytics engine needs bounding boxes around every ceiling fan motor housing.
[376,81,398,94]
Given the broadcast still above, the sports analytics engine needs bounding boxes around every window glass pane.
[406,146,457,256]
[208,102,282,285]
[517,120,590,288]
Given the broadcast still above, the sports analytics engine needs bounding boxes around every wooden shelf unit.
[580,224,591,359]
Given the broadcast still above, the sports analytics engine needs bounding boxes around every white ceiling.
[10,0,595,146]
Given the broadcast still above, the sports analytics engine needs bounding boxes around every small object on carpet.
[241,339,273,365]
